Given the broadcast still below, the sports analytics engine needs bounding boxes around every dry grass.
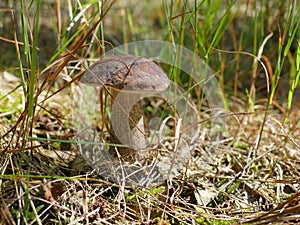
[1,76,299,224]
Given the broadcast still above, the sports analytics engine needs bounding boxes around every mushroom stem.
[110,89,146,162]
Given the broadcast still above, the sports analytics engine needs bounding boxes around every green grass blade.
[28,0,41,118]
[205,0,237,58]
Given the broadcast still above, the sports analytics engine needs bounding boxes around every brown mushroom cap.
[80,55,170,92]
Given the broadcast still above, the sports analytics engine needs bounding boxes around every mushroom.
[80,55,170,163]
